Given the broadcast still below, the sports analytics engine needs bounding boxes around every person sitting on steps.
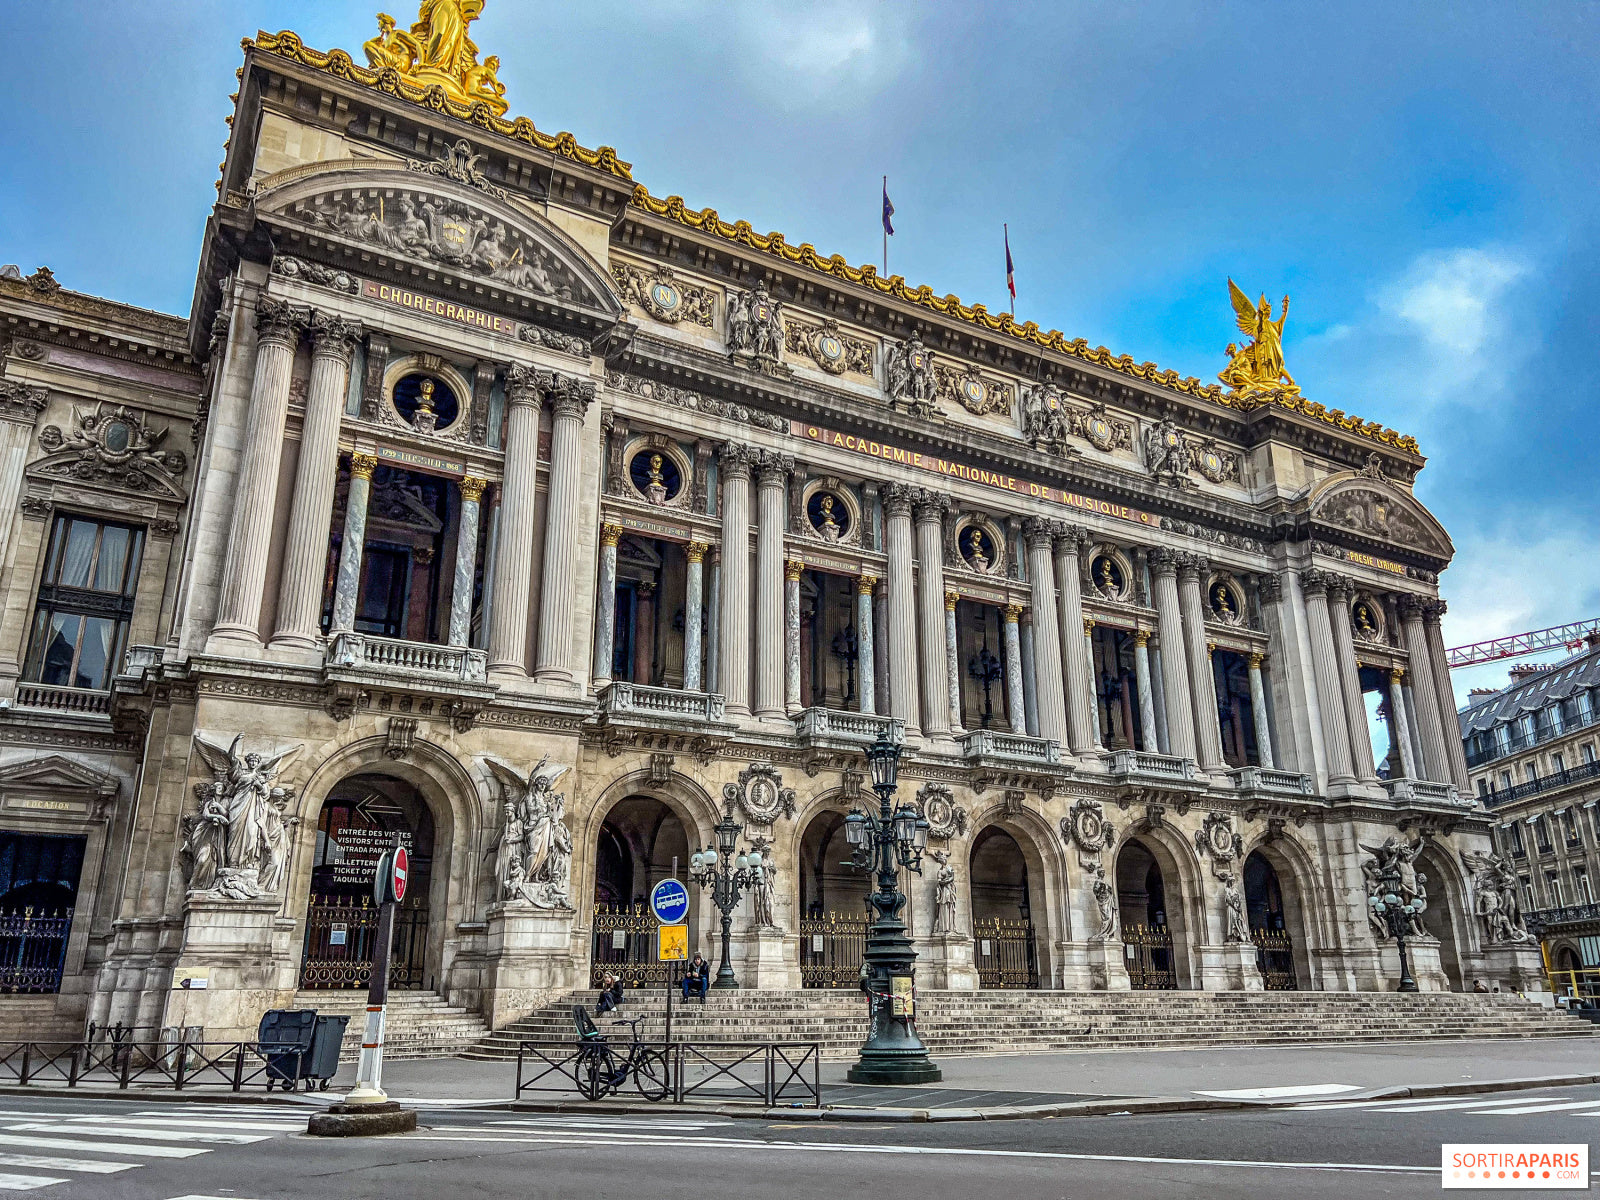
[681,953,710,1002]
[595,972,624,1015]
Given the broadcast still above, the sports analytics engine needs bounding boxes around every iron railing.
[0,907,73,993]
[973,916,1039,989]
[1252,927,1298,990]
[798,911,870,988]
[0,1039,302,1091]
[514,1039,820,1108]
[1482,759,1600,807]
[299,895,429,990]
[1124,923,1177,990]
[590,904,666,988]
[1466,703,1600,768]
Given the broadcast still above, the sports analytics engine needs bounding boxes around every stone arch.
[1237,833,1324,990]
[1415,841,1473,991]
[1111,823,1206,989]
[965,804,1070,988]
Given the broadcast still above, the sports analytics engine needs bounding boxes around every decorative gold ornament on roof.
[361,1,507,117]
[1219,278,1299,398]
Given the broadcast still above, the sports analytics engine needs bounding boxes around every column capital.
[881,481,914,517]
[600,523,623,548]
[1248,651,1265,669]
[505,364,595,415]
[0,381,47,424]
[856,573,877,595]
[1134,628,1151,647]
[1053,522,1088,555]
[349,452,378,480]
[1257,572,1284,604]
[719,441,755,481]
[1325,573,1354,601]
[1389,665,1406,683]
[459,475,489,503]
[687,540,709,564]
[911,487,951,524]
[1176,551,1209,579]
[1084,617,1096,636]
[1003,602,1024,622]
[944,590,959,612]
[1021,515,1056,549]
[309,311,362,360]
[756,450,795,486]
[1299,567,1336,596]
[255,298,309,347]
[785,557,805,582]
[1147,545,1182,575]
[506,363,543,408]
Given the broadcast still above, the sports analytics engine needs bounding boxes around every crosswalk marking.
[1486,1100,1600,1116]
[0,1154,136,1175]
[60,1116,302,1133]
[0,1174,67,1191]
[1290,1096,1561,1112]
[1196,1084,1362,1100]
[0,1135,209,1159]
[3,1124,268,1146]
[488,1117,732,1131]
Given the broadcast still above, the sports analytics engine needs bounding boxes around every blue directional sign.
[650,878,690,925]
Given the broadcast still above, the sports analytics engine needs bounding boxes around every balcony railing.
[1101,749,1201,783]
[1483,758,1600,808]
[1383,778,1464,806]
[599,682,726,724]
[1466,704,1600,767]
[325,631,488,683]
[960,729,1061,765]
[1526,902,1600,932]
[794,708,905,745]
[1229,766,1315,795]
[11,684,111,717]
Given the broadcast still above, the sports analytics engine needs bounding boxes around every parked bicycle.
[569,1005,669,1102]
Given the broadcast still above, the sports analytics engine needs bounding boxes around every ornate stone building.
[0,5,1542,1041]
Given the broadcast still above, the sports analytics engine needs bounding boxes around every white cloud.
[727,4,912,105]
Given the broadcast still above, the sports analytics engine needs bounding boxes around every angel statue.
[1219,278,1299,396]
[1462,849,1531,943]
[184,735,303,900]
[484,755,574,910]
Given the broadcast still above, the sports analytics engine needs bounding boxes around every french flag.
[882,178,895,237]
[1005,224,1016,304]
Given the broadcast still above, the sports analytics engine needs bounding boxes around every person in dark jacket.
[681,953,710,1001]
[595,972,624,1014]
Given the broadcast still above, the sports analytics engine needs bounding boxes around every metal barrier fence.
[0,1040,303,1091]
[515,1039,821,1108]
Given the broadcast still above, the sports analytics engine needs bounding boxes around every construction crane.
[1445,618,1600,669]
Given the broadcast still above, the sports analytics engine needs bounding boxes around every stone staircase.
[291,990,489,1062]
[465,988,1600,1062]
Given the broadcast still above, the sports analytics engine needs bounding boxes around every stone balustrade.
[960,729,1061,765]
[1101,748,1201,782]
[325,631,489,684]
[794,707,906,746]
[1229,765,1315,795]
[1383,777,1465,806]
[11,684,112,717]
[601,682,727,724]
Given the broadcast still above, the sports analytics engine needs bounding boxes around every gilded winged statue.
[1218,278,1299,395]
[362,1,509,116]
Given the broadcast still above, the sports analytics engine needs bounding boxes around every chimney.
[1507,662,1547,683]
[1468,687,1498,697]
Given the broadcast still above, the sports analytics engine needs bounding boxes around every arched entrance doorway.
[1417,847,1465,991]
[591,796,691,989]
[969,827,1039,989]
[796,810,870,988]
[1244,851,1297,989]
[1115,838,1187,989]
[300,774,434,990]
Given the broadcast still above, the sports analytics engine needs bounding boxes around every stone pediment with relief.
[1309,457,1453,561]
[259,164,623,318]
[0,754,120,798]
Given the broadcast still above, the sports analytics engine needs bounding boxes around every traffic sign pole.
[347,839,407,1106]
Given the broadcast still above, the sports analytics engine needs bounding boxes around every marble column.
[448,475,487,647]
[1150,644,1171,754]
[592,523,621,687]
[1019,611,1040,737]
[488,367,544,677]
[1148,548,1197,761]
[1423,600,1473,790]
[913,491,952,738]
[706,550,721,694]
[533,372,595,685]
[944,591,963,733]
[1002,604,1026,734]
[873,583,891,719]
[633,582,656,684]
[1133,629,1159,753]
[683,540,707,692]
[855,574,876,715]
[1300,570,1356,784]
[330,453,376,632]
[717,446,753,715]
[1400,594,1450,783]
[1052,526,1097,754]
[1176,555,1225,770]
[1022,519,1068,747]
[1388,667,1417,779]
[883,484,920,735]
[272,313,360,650]
[1327,578,1378,781]
[214,299,306,642]
[1085,618,1105,750]
[753,453,792,721]
[784,558,803,713]
[1247,652,1275,769]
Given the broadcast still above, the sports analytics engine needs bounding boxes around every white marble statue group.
[487,756,575,910]
[180,735,303,900]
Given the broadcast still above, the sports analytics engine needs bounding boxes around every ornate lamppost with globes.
[843,734,940,1084]
[688,804,762,990]
[1369,870,1421,993]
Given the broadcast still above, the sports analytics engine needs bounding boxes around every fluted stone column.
[1003,604,1026,734]
[1327,578,1378,781]
[0,385,46,573]
[1053,526,1097,755]
[488,367,544,679]
[883,485,920,734]
[533,372,595,685]
[753,454,792,721]
[330,453,376,632]
[913,491,953,737]
[1022,519,1067,747]
[784,558,803,713]
[1424,600,1472,790]
[1400,594,1450,783]
[215,299,307,642]
[1247,652,1275,769]
[1019,610,1040,737]
[855,574,876,715]
[1176,555,1225,770]
[944,591,963,733]
[1133,630,1159,752]
[1300,570,1356,785]
[1085,618,1106,750]
[683,540,707,692]
[592,523,621,687]
[717,446,754,716]
[272,313,360,650]
[448,476,487,647]
[1148,549,1197,761]
[1388,667,1417,779]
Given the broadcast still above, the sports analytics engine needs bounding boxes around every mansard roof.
[1457,646,1600,735]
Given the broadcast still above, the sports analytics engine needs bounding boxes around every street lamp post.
[1369,869,1421,993]
[845,734,941,1084]
[688,805,761,990]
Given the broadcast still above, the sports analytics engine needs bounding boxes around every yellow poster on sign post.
[658,923,688,961]
[891,975,914,1016]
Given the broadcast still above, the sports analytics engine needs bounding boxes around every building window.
[1520,875,1534,910]
[1507,822,1525,856]
[21,515,144,691]
[1526,761,1540,783]
[1500,770,1514,791]
[1495,725,1512,755]
[1562,808,1581,845]
[1549,703,1566,735]
[1547,872,1564,906]
[1553,752,1566,774]
[1584,743,1596,765]
[1576,867,1593,906]
[1477,778,1489,797]
[1534,816,1553,854]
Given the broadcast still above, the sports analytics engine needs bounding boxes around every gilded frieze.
[611,262,714,328]
[784,317,873,377]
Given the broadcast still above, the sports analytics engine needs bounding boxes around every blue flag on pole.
[882,179,895,237]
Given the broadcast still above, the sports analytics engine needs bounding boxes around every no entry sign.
[373,844,410,906]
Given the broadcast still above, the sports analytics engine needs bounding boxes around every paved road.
[0,1088,1593,1198]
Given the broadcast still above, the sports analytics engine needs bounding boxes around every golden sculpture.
[362,1,508,117]
[1219,278,1299,396]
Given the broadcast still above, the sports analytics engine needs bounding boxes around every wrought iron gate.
[0,907,73,993]
[1124,922,1177,989]
[973,916,1040,988]
[798,911,871,988]
[299,895,429,990]
[591,903,668,988]
[1252,927,1297,990]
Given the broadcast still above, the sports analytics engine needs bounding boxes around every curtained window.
[22,515,144,690]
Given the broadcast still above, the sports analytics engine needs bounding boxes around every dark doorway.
[969,827,1039,988]
[1116,839,1177,989]
[591,797,692,987]
[0,833,85,993]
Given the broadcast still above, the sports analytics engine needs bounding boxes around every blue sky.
[3,2,1595,703]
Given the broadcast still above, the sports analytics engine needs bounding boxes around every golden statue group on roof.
[361,0,508,116]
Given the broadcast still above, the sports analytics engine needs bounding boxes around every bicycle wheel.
[632,1047,670,1103]
[576,1044,618,1101]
